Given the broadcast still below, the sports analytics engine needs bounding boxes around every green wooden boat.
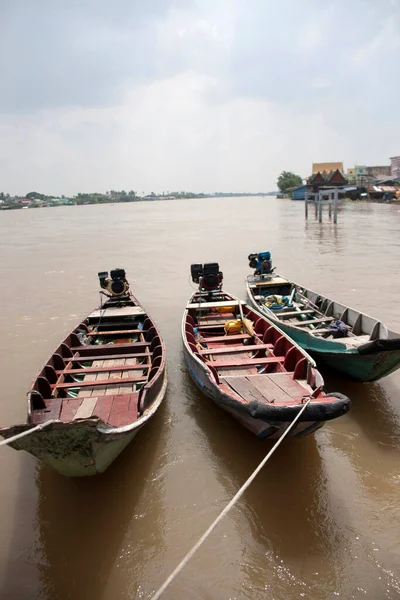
[0,268,167,476]
[246,253,400,382]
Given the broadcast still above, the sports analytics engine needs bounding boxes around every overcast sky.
[1,0,399,195]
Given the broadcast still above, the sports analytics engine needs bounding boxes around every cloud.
[0,0,399,194]
[0,0,192,113]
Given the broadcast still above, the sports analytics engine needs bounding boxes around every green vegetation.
[0,189,275,210]
[74,190,138,205]
[277,171,303,193]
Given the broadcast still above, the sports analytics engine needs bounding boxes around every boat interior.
[185,293,326,406]
[29,298,164,427]
[247,275,396,345]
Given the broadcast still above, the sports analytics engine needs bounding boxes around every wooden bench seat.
[86,329,143,336]
[203,334,253,343]
[56,364,150,376]
[70,342,150,352]
[198,313,235,321]
[52,376,147,390]
[293,317,334,327]
[60,352,152,363]
[197,324,227,330]
[88,306,145,318]
[208,357,284,368]
[278,309,315,319]
[200,344,273,355]
[187,300,244,309]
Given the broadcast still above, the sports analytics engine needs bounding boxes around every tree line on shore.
[0,189,275,209]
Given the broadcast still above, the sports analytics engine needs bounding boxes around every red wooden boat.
[0,268,167,476]
[182,263,350,439]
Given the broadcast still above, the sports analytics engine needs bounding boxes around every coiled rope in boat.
[150,397,312,600]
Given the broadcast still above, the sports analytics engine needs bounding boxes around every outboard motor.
[98,268,130,297]
[190,262,223,292]
[248,252,274,276]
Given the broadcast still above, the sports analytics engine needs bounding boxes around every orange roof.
[312,162,343,174]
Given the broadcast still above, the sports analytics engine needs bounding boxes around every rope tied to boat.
[0,420,56,447]
[150,397,312,600]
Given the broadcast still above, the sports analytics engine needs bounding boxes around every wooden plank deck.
[51,392,141,426]
[74,397,99,420]
[266,372,309,400]
[30,399,62,424]
[245,375,293,404]
[222,377,268,404]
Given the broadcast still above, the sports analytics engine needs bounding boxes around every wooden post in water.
[305,192,309,218]
[318,193,323,223]
[328,192,332,218]
[333,189,338,224]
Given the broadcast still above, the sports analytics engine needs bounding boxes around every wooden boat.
[245,253,400,382]
[183,263,350,439]
[0,268,167,476]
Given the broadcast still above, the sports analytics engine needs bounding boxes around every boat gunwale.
[182,321,349,421]
[245,275,400,347]
[184,289,319,369]
[182,289,327,401]
[24,289,167,431]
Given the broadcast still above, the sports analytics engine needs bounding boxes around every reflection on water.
[0,198,399,599]
[34,405,168,600]
[323,372,400,450]
[185,369,351,599]
[2,402,169,600]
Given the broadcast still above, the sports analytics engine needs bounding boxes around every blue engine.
[248,252,273,275]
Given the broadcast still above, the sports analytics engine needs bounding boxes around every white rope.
[151,398,312,600]
[0,420,56,447]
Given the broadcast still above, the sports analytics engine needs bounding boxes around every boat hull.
[184,346,338,440]
[6,423,141,477]
[0,284,168,476]
[246,284,400,382]
[3,371,167,477]
[308,347,400,383]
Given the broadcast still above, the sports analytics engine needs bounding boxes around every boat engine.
[248,252,274,276]
[190,262,223,291]
[98,268,130,297]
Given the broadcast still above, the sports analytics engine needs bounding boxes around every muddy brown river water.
[0,197,399,600]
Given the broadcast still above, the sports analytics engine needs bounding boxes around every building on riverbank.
[308,168,347,188]
[288,185,308,200]
[312,162,343,174]
[390,156,400,179]
[366,165,391,178]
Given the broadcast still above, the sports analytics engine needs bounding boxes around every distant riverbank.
[0,191,277,211]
